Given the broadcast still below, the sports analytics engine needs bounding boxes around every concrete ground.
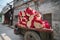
[0,24,23,40]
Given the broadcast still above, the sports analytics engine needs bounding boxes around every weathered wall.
[13,0,35,25]
[14,0,60,40]
[38,0,60,40]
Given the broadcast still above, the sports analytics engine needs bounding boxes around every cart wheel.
[24,31,41,40]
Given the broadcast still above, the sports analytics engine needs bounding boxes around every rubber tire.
[24,31,41,40]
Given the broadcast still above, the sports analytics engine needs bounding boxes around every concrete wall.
[38,0,60,40]
[52,13,60,40]
[14,1,35,15]
[13,0,35,25]
[14,0,60,40]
